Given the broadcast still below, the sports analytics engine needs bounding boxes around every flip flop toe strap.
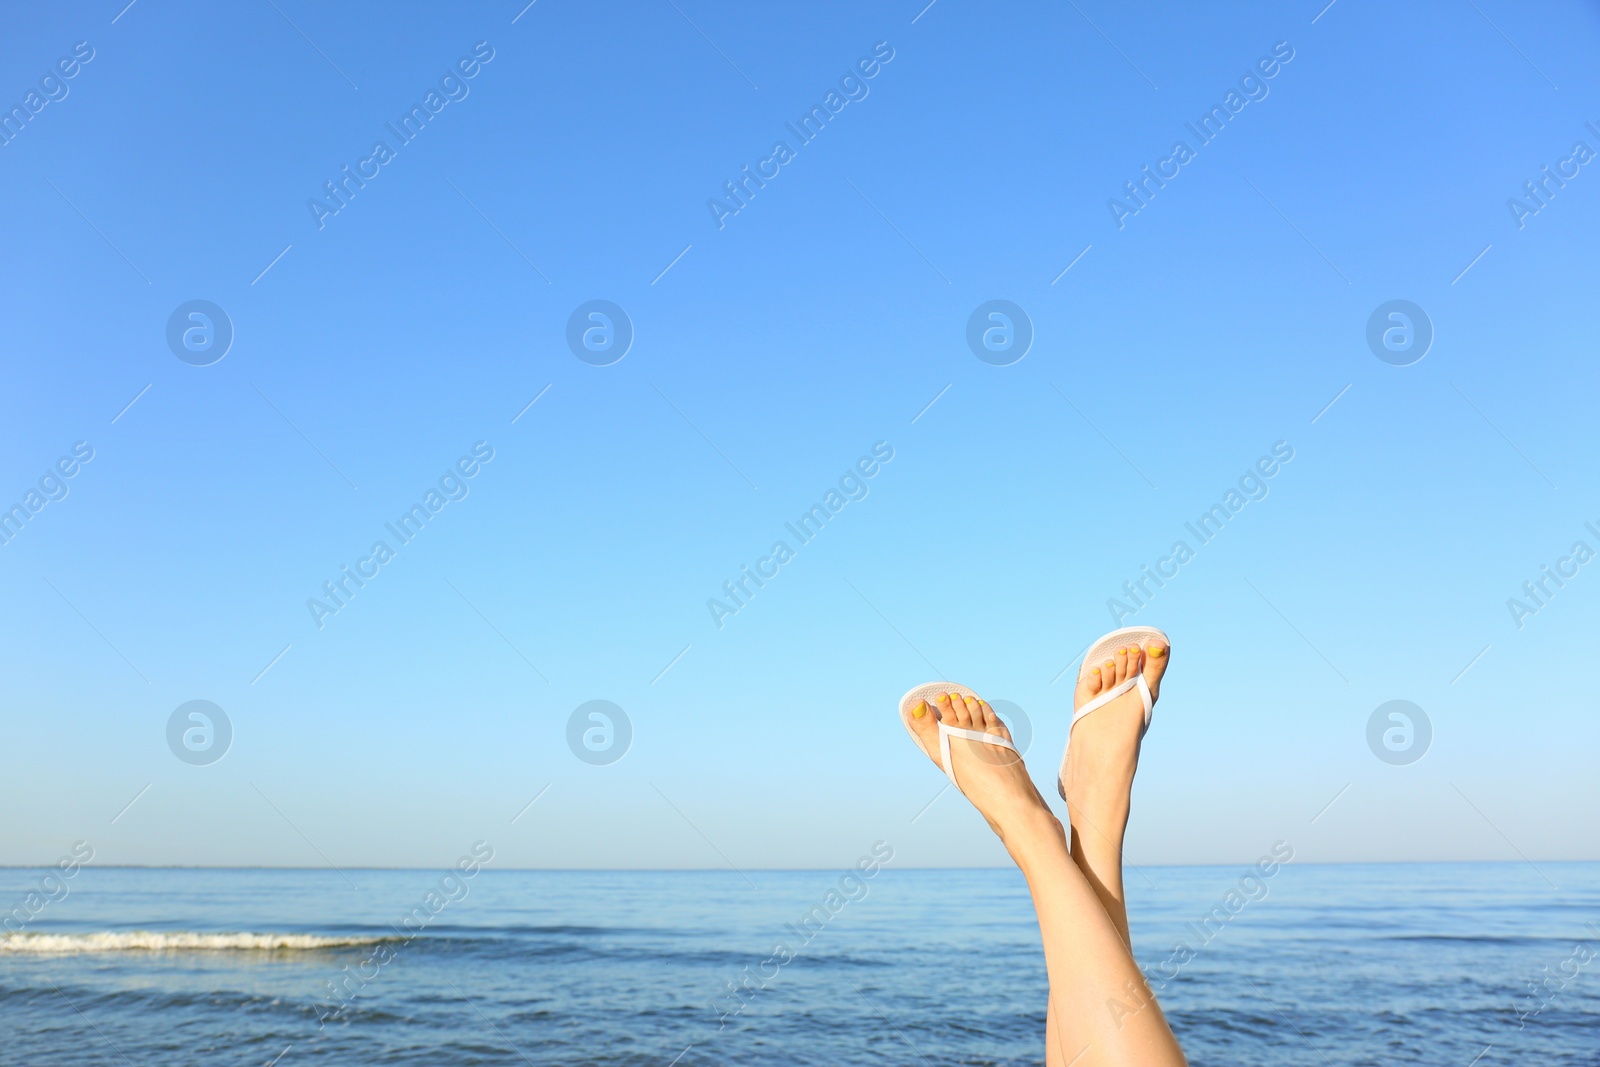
[1069,672,1153,735]
[1057,674,1154,801]
[938,722,1018,790]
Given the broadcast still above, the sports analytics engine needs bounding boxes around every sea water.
[2,862,1595,1065]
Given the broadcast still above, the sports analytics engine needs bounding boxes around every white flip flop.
[1057,626,1170,800]
[899,681,1019,791]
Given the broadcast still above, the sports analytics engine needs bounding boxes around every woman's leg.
[1048,643,1171,1063]
[1062,643,1170,946]
[1045,998,1065,1066]
[908,692,1185,1066]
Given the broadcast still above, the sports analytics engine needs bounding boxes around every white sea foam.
[0,931,386,954]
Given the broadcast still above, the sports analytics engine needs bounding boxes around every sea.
[1,862,1595,1065]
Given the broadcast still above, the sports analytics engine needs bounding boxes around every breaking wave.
[0,931,389,954]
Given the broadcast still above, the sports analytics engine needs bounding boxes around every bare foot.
[906,691,1061,846]
[1059,642,1170,945]
[1061,643,1169,853]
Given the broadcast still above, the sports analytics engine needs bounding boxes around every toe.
[1114,646,1130,684]
[977,699,1010,741]
[951,692,976,727]
[907,697,942,765]
[1142,641,1169,699]
[1074,664,1103,709]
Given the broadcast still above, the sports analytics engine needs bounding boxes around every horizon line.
[2,858,1596,872]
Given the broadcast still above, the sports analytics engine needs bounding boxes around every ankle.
[1065,795,1130,837]
[999,806,1068,859]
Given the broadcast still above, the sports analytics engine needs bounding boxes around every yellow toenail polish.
[912,700,927,718]
[1091,666,1101,673]
[1117,647,1127,654]
[1149,645,1166,656]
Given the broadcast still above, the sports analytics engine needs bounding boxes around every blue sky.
[2,0,1597,871]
